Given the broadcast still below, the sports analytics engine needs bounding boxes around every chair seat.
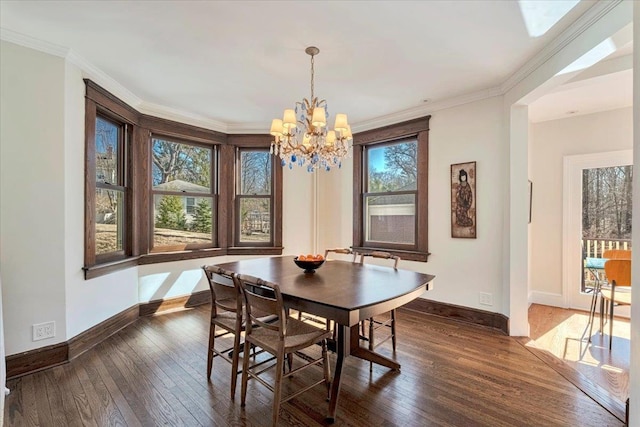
[214,312,279,331]
[601,288,632,306]
[248,317,332,353]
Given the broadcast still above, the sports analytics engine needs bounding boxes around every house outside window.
[151,137,215,252]
[84,80,283,278]
[236,148,273,246]
[365,139,417,245]
[353,116,430,262]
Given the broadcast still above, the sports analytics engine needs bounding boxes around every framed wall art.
[451,161,476,238]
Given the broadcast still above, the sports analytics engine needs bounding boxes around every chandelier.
[269,46,352,172]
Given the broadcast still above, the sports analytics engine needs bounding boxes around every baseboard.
[529,290,565,307]
[68,304,139,359]
[6,304,140,380]
[6,342,68,379]
[139,290,210,317]
[403,298,509,335]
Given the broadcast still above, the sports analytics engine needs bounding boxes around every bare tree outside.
[239,151,272,243]
[582,166,632,241]
[368,142,417,192]
[365,141,417,244]
[95,117,123,255]
[151,138,214,249]
[152,138,211,188]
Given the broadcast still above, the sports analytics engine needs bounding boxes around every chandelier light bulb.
[334,114,348,131]
[311,107,327,128]
[282,109,297,129]
[270,119,283,136]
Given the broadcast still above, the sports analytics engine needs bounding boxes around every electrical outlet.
[33,321,55,341]
[479,292,493,306]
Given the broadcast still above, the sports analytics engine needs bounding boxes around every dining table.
[215,255,435,421]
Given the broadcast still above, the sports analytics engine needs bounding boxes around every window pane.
[239,198,271,243]
[95,116,119,184]
[365,194,415,244]
[152,138,211,192]
[367,141,417,192]
[240,151,271,195]
[95,189,124,255]
[153,195,213,247]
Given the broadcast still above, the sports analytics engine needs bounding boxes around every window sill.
[351,247,430,263]
[139,248,227,265]
[85,246,285,279]
[227,247,284,256]
[84,257,140,280]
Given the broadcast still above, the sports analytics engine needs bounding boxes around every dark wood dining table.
[215,255,435,421]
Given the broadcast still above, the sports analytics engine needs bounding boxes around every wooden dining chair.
[237,274,332,426]
[324,247,357,262]
[201,265,245,398]
[587,249,631,344]
[359,251,401,371]
[600,259,631,350]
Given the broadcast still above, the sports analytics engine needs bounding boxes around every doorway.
[562,150,633,310]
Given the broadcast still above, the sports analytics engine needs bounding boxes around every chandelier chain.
[310,53,315,101]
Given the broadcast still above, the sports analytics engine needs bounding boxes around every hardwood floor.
[527,303,630,415]
[5,306,623,426]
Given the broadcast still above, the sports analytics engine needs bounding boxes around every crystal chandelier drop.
[269,46,352,172]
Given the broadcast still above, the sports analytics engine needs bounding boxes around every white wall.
[319,96,507,313]
[529,107,633,304]
[0,41,68,353]
[63,59,139,340]
[317,160,353,253]
[0,40,317,355]
[629,3,639,424]
[282,166,314,255]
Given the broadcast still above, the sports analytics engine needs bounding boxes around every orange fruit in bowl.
[316,254,324,261]
[298,255,306,261]
[306,254,314,259]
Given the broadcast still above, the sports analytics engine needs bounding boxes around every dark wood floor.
[5,306,623,426]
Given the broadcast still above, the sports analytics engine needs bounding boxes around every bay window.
[83,80,282,278]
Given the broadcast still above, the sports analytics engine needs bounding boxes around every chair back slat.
[604,259,632,287]
[324,248,356,262]
[202,265,242,316]
[602,249,632,260]
[237,274,285,335]
[359,251,400,269]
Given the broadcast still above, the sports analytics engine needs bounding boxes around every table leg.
[327,324,349,422]
[348,323,400,370]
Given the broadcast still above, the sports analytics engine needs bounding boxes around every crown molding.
[1,27,69,57]
[66,50,142,111]
[226,122,268,134]
[351,86,503,133]
[1,0,626,134]
[138,101,228,133]
[500,0,624,94]
[1,27,143,110]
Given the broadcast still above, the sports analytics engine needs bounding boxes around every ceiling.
[0,1,633,131]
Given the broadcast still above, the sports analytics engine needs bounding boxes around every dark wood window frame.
[226,135,283,255]
[352,116,431,262]
[149,135,218,253]
[83,80,283,279]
